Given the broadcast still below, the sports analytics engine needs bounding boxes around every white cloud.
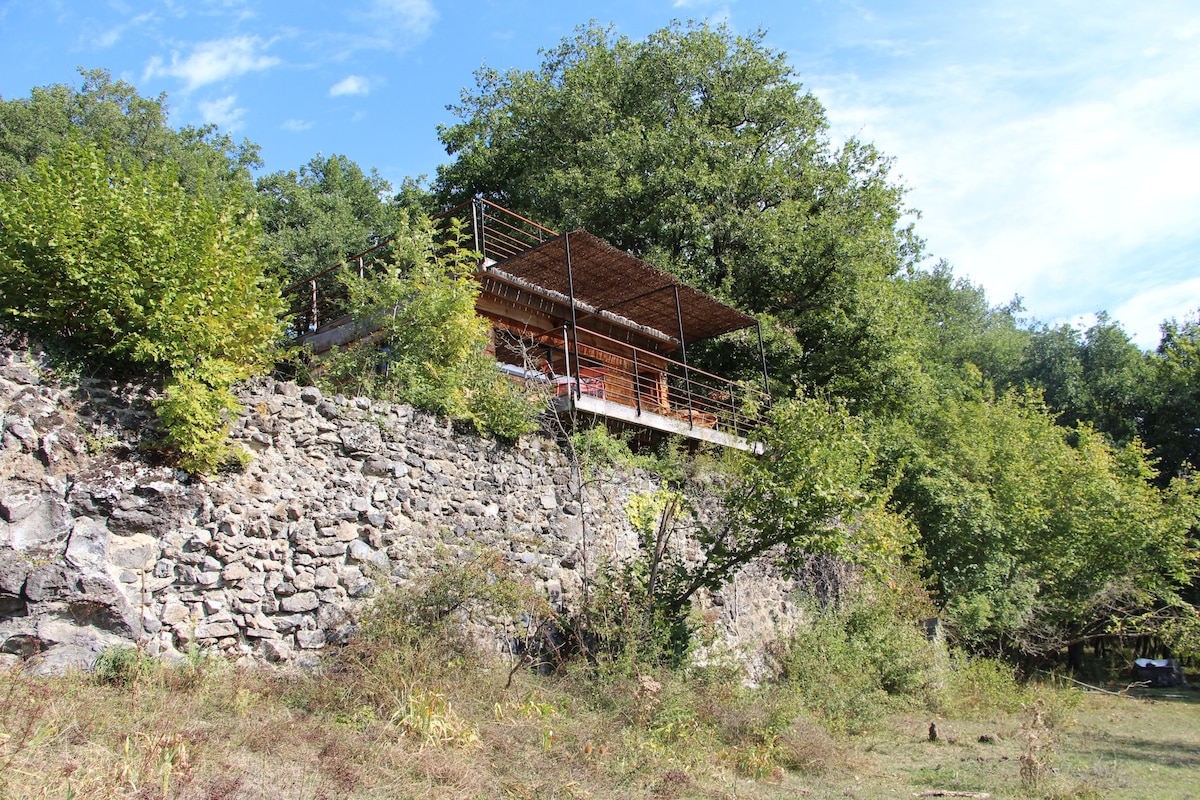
[330,75,369,97]
[198,94,245,131]
[1111,274,1200,348]
[803,0,1200,343]
[144,35,279,91]
[93,11,155,48]
[282,118,313,132]
[371,0,437,45]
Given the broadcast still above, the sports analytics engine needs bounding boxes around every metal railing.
[281,199,557,337]
[447,197,558,262]
[555,324,768,440]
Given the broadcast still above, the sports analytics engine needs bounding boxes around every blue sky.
[2,0,1198,347]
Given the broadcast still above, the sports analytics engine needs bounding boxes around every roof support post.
[564,232,581,400]
[757,319,770,402]
[472,196,484,257]
[674,285,694,425]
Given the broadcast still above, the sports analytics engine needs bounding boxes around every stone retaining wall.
[0,338,800,672]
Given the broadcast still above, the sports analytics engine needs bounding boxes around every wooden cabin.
[285,199,770,450]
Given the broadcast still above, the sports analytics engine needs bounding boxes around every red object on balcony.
[554,366,605,398]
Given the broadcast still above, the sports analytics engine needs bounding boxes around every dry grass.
[3,621,1198,800]
[2,657,1199,799]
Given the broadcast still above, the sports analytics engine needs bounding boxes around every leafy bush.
[93,646,149,688]
[154,362,253,473]
[296,549,550,727]
[770,578,938,733]
[0,140,284,472]
[321,214,540,439]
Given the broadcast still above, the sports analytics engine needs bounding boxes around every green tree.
[654,394,915,616]
[1143,314,1200,483]
[1015,315,1151,447]
[0,67,260,200]
[321,215,539,439]
[902,260,1028,391]
[0,140,284,471]
[256,153,405,285]
[435,22,923,411]
[885,387,1198,658]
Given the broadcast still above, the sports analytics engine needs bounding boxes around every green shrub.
[93,646,149,688]
[321,214,540,439]
[935,651,1029,715]
[0,140,284,472]
[153,362,251,473]
[771,579,939,733]
[297,549,549,725]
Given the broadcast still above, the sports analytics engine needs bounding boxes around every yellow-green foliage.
[0,140,284,472]
[322,214,540,439]
[624,489,683,539]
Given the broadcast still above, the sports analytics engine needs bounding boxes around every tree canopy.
[256,153,405,286]
[0,68,261,201]
[435,22,923,410]
[0,140,283,472]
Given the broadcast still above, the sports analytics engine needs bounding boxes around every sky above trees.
[1,0,1197,347]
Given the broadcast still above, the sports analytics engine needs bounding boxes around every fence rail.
[554,325,768,440]
[282,200,557,336]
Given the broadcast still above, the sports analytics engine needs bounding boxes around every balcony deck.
[284,199,770,450]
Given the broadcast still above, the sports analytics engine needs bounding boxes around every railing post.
[632,349,642,416]
[561,324,573,399]
[757,319,770,403]
[479,199,488,259]
[472,197,483,256]
[729,383,738,435]
[310,279,318,332]
[564,232,581,400]
[673,285,694,426]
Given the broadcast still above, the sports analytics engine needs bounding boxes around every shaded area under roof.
[485,229,757,345]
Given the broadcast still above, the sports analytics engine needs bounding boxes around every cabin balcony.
[282,199,771,450]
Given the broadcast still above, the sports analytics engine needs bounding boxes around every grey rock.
[222,562,251,582]
[6,492,70,554]
[0,550,29,595]
[347,540,388,570]
[313,566,339,588]
[262,638,292,662]
[107,508,162,534]
[300,386,322,405]
[109,533,158,570]
[296,629,326,649]
[271,614,304,632]
[280,592,319,613]
[195,620,239,639]
[162,602,190,626]
[22,564,69,603]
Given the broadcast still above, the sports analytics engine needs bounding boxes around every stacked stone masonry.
[0,337,800,672]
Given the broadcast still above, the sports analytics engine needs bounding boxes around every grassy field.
[2,652,1197,800]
